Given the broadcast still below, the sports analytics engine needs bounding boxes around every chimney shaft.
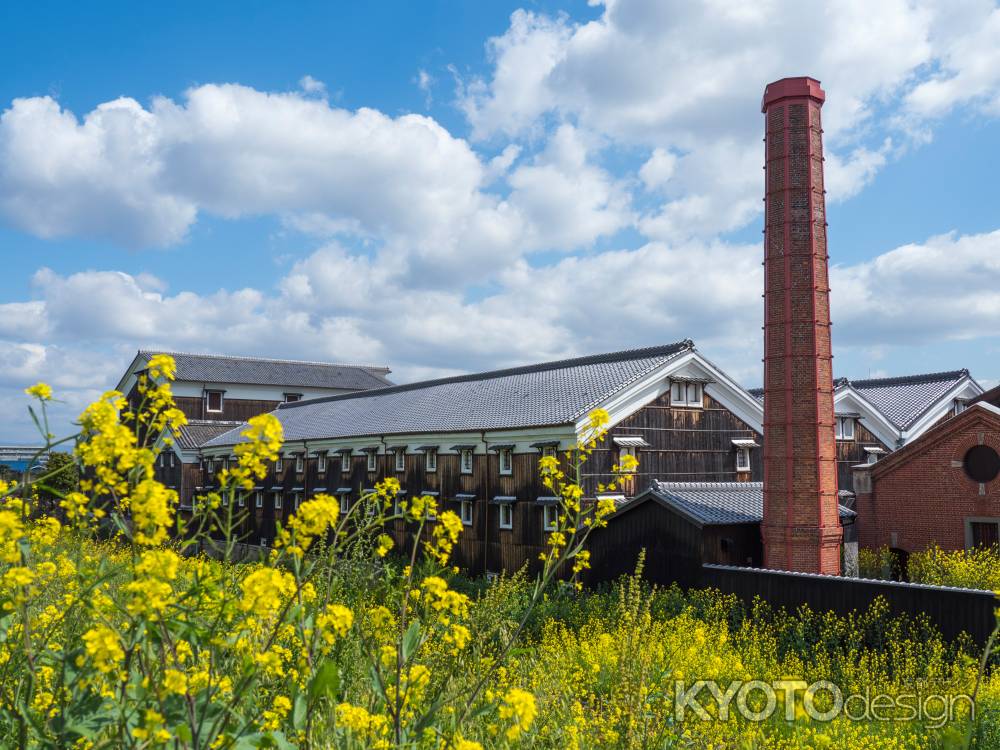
[760,77,842,574]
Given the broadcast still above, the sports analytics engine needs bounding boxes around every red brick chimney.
[760,77,842,575]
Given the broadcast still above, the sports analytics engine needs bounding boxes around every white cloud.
[299,75,327,95]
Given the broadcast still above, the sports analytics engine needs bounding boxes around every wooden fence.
[701,564,997,644]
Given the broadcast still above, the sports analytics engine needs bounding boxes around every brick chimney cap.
[761,77,825,112]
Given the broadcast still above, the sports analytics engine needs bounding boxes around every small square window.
[499,503,513,530]
[273,493,283,510]
[835,417,855,441]
[426,449,437,473]
[499,448,513,475]
[317,453,327,473]
[205,390,224,413]
[671,381,703,408]
[543,505,558,531]
[340,494,350,514]
[367,451,377,473]
[460,500,473,526]
[255,491,263,508]
[461,449,473,474]
[260,537,268,547]
[284,393,302,403]
[736,447,751,472]
[395,449,406,473]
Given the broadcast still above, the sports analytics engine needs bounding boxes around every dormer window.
[670,380,703,408]
[395,449,406,473]
[835,417,855,441]
[954,399,968,416]
[205,390,224,413]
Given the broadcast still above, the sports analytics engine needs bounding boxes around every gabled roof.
[748,369,979,432]
[176,420,247,451]
[204,341,696,446]
[624,480,855,528]
[843,370,972,430]
[120,351,393,391]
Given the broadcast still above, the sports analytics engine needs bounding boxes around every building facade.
[200,341,766,576]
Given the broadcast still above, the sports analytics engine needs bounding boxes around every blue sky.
[1,0,999,441]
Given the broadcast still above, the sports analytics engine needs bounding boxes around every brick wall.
[855,407,1000,552]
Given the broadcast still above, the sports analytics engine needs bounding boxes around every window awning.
[613,436,650,448]
[336,487,352,493]
[291,486,305,492]
[451,444,477,451]
[252,485,264,490]
[362,487,376,494]
[490,496,517,505]
[731,438,760,448]
[836,412,862,418]
[488,444,515,451]
[863,446,886,454]
[308,450,328,457]
[535,496,560,506]
[312,487,327,493]
[387,445,407,452]
[334,448,354,454]
[530,440,560,449]
[361,445,380,453]
[453,493,476,501]
[416,445,439,452]
[421,490,440,497]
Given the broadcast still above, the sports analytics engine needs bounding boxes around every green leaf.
[308,659,340,703]
[401,620,422,664]
[292,693,307,731]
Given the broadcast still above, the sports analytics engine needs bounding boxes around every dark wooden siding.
[174,396,281,423]
[583,392,763,495]
[836,421,891,493]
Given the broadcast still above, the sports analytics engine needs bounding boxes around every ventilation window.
[964,446,1000,483]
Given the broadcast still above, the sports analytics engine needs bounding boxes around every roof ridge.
[278,340,695,411]
[654,480,764,490]
[137,349,391,373]
[847,369,969,389]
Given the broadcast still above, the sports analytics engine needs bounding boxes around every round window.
[963,445,1000,483]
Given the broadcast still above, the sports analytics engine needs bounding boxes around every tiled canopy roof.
[642,480,855,527]
[204,341,695,446]
[747,369,971,430]
[135,351,393,390]
[176,421,247,450]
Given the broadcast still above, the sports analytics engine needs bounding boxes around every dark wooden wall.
[173,396,282,423]
[582,391,763,495]
[836,421,891,493]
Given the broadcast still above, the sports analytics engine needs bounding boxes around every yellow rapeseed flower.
[25,382,53,401]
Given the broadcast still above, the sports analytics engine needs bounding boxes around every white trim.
[542,504,558,531]
[903,377,985,444]
[834,387,900,449]
[498,503,513,530]
[499,447,513,475]
[425,448,438,473]
[736,446,751,472]
[460,500,473,526]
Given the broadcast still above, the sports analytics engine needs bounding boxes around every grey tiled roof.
[204,341,694,446]
[748,370,971,430]
[846,370,969,430]
[136,351,393,390]
[176,421,246,450]
[642,480,855,526]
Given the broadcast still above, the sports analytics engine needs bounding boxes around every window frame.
[460,500,473,526]
[284,393,302,403]
[395,449,406,473]
[295,454,305,473]
[273,492,283,510]
[498,503,513,530]
[205,390,224,413]
[340,494,350,514]
[670,380,703,408]
[460,449,473,475]
[425,448,437,473]
[341,451,351,474]
[317,452,327,474]
[255,491,263,508]
[275,456,283,473]
[835,416,856,441]
[367,451,377,473]
[736,447,751,472]
[542,504,558,531]
[499,448,513,476]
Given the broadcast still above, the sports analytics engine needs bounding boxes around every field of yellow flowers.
[1,357,999,749]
